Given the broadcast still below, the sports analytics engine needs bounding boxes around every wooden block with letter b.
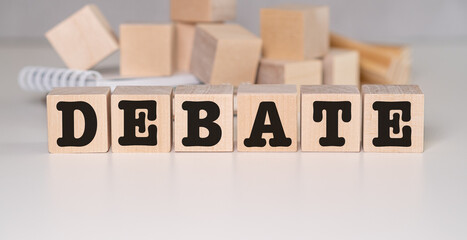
[323,48,360,85]
[120,24,174,77]
[45,4,118,70]
[261,4,329,60]
[190,24,262,86]
[257,59,322,85]
[46,87,111,153]
[301,85,361,152]
[171,0,236,22]
[237,84,298,152]
[111,86,173,153]
[362,85,424,153]
[174,85,234,152]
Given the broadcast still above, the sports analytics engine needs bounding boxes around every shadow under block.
[47,87,111,153]
[323,48,360,85]
[237,84,298,152]
[171,0,236,22]
[301,85,361,152]
[120,24,174,77]
[362,85,424,153]
[257,59,323,85]
[174,85,234,152]
[45,4,118,70]
[111,86,173,153]
[190,24,262,86]
[175,22,196,73]
[260,5,329,61]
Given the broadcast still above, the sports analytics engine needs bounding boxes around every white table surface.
[1,40,466,239]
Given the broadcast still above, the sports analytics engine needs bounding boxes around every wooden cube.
[171,0,236,22]
[190,24,262,86]
[301,85,361,152]
[261,5,329,60]
[175,22,196,73]
[237,84,298,152]
[174,85,234,152]
[45,4,118,70]
[111,86,173,153]
[120,24,174,77]
[362,85,424,153]
[47,87,111,153]
[257,59,322,85]
[323,48,360,85]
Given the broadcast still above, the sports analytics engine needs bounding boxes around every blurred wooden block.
[175,22,196,73]
[45,4,118,70]
[171,0,236,22]
[120,24,174,77]
[237,84,298,152]
[47,87,111,153]
[257,59,322,85]
[261,5,329,60]
[323,48,360,85]
[111,86,173,153]
[301,85,361,152]
[362,85,424,153]
[191,24,262,86]
[174,85,234,152]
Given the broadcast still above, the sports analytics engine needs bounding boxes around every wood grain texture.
[257,59,323,85]
[175,22,196,73]
[362,85,424,153]
[174,85,234,152]
[237,84,298,152]
[47,87,111,153]
[190,24,262,86]
[111,86,173,153]
[323,48,360,85]
[301,85,361,152]
[261,5,329,60]
[45,4,118,70]
[171,0,236,22]
[120,24,174,77]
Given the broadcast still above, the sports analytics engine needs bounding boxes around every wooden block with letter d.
[257,59,322,85]
[301,85,361,152]
[190,24,262,86]
[171,0,236,22]
[362,85,424,153]
[111,86,173,153]
[120,24,174,77]
[45,4,118,70]
[323,48,360,85]
[174,85,234,152]
[237,84,298,152]
[46,87,111,153]
[261,5,329,60]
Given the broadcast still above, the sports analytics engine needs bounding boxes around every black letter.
[182,101,222,147]
[244,102,291,147]
[57,101,97,147]
[118,100,157,146]
[313,101,351,147]
[372,101,412,147]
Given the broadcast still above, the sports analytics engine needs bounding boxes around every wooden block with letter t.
[120,24,174,77]
[362,85,424,153]
[174,85,234,152]
[261,5,329,60]
[111,86,173,153]
[171,0,236,22]
[257,59,322,85]
[45,4,118,70]
[301,85,361,152]
[237,84,298,152]
[323,48,360,85]
[190,24,262,86]
[46,87,111,153]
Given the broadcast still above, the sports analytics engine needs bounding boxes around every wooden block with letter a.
[301,85,361,152]
[323,48,360,85]
[261,5,329,60]
[47,87,111,153]
[111,86,173,153]
[171,0,236,22]
[362,85,424,153]
[237,84,298,152]
[175,22,196,73]
[174,85,234,152]
[45,4,118,70]
[190,24,262,86]
[257,59,322,85]
[120,24,174,77]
